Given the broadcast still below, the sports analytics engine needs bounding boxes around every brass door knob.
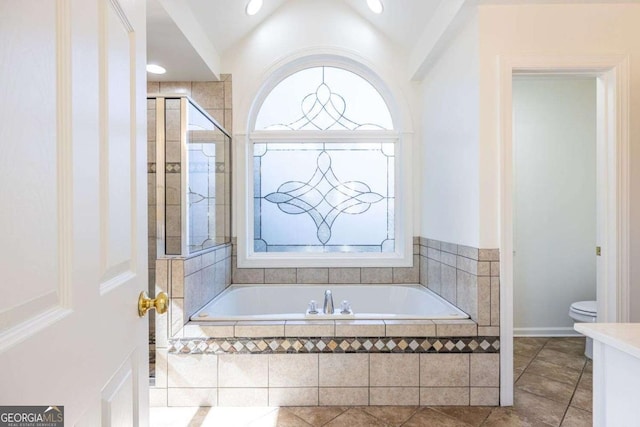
[138,291,169,317]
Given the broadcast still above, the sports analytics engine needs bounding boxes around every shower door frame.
[498,54,631,406]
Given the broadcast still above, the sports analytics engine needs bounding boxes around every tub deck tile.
[335,320,385,337]
[434,319,478,337]
[235,321,285,338]
[285,320,335,337]
[384,320,436,337]
[183,323,236,338]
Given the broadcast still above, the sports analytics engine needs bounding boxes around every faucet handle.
[307,300,318,315]
[340,300,352,315]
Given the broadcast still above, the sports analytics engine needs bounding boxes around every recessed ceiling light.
[245,0,263,16]
[367,0,383,14]
[146,64,166,74]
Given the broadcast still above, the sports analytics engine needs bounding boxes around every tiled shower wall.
[146,77,233,297]
[419,238,500,336]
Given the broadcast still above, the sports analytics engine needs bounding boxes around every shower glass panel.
[152,95,231,257]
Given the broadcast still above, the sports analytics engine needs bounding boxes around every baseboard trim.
[514,327,581,337]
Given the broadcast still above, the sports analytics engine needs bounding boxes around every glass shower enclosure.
[150,95,231,256]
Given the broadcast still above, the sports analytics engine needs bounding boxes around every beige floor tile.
[543,338,586,357]
[323,408,387,427]
[361,406,418,426]
[515,372,576,405]
[512,389,568,426]
[514,353,534,371]
[482,407,554,427]
[536,348,587,372]
[403,407,472,426]
[524,358,582,386]
[429,406,493,426]
[285,407,347,426]
[577,372,592,391]
[514,367,525,382]
[570,387,592,412]
[560,406,592,427]
[514,337,548,356]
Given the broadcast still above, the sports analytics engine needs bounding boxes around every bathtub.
[191,284,469,321]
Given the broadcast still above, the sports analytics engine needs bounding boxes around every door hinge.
[596,246,602,256]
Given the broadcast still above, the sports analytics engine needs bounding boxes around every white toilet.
[569,300,597,359]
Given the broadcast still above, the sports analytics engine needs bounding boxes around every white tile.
[269,354,318,387]
[168,388,217,407]
[155,349,168,388]
[170,298,184,337]
[218,354,268,387]
[149,388,167,407]
[168,354,217,388]
[218,388,268,407]
[183,323,236,338]
[269,388,318,406]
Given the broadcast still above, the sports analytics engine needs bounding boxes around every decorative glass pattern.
[255,67,393,131]
[254,143,394,253]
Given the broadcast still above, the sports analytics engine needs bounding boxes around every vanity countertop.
[575,323,640,360]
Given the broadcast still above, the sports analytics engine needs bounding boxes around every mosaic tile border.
[168,336,500,355]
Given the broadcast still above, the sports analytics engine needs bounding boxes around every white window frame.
[237,59,413,268]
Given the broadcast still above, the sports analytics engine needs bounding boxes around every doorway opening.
[498,55,630,406]
[512,75,597,338]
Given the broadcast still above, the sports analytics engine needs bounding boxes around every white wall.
[418,13,480,247]
[222,0,413,135]
[513,77,597,334]
[478,3,640,321]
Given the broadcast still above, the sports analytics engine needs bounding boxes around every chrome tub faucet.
[323,289,334,315]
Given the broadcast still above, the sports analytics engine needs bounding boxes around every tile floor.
[150,337,592,426]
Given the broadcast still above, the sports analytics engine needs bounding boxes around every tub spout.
[323,290,334,315]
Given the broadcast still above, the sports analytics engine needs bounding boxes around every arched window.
[243,64,409,266]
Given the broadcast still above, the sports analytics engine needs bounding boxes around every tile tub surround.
[152,237,502,407]
[151,338,591,426]
[155,243,233,340]
[419,238,500,330]
[159,352,500,407]
[230,237,499,334]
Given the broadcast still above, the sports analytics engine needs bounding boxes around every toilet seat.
[570,301,597,317]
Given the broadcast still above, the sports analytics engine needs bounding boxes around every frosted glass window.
[254,142,395,253]
[255,67,393,131]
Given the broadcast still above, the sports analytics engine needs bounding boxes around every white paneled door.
[0,0,149,425]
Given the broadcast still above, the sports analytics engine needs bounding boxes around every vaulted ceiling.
[146,0,451,81]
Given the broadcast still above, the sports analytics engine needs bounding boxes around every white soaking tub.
[191,284,469,321]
